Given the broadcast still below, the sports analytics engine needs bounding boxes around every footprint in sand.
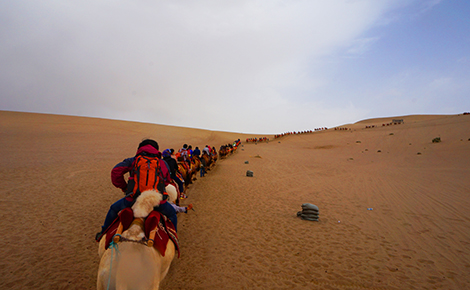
[386,266,399,272]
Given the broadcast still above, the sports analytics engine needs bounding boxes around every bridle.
[113,218,150,246]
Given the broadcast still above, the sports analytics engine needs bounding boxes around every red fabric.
[103,207,134,249]
[111,165,131,192]
[160,160,172,186]
[144,211,180,258]
[135,144,161,158]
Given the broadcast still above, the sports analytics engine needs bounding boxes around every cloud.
[429,77,452,89]
[0,0,439,133]
[457,57,470,64]
[419,0,444,13]
[346,37,381,56]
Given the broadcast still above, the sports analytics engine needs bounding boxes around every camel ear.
[132,190,163,218]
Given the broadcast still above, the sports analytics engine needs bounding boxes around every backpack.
[132,154,167,197]
[179,148,188,161]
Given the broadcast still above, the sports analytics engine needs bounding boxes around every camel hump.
[132,190,164,219]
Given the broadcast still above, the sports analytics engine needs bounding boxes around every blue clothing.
[200,165,205,177]
[101,197,133,233]
[174,176,184,194]
[154,202,178,231]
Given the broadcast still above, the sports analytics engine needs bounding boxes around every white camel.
[97,184,178,290]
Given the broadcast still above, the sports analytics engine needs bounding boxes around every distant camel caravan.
[365,119,404,129]
[97,186,179,290]
[219,140,241,158]
[218,144,234,158]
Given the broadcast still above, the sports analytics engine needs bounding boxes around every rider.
[193,146,201,158]
[95,139,178,241]
[178,144,191,173]
[179,144,189,161]
[187,145,193,159]
[162,149,185,198]
[202,145,210,156]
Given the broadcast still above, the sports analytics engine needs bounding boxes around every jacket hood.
[136,144,161,158]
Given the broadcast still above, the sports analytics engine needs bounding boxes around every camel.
[219,145,235,158]
[191,157,201,177]
[188,160,197,182]
[211,150,218,163]
[177,162,190,192]
[201,153,212,170]
[219,146,227,159]
[97,185,177,290]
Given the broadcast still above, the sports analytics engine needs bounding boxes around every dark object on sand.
[297,203,319,221]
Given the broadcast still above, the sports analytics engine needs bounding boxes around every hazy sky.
[1,0,469,134]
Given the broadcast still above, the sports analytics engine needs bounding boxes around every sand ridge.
[1,111,469,289]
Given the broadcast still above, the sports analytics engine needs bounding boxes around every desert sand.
[0,110,469,290]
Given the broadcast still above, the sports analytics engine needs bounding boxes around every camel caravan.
[274,128,327,139]
[219,139,241,159]
[95,139,240,290]
[364,119,404,129]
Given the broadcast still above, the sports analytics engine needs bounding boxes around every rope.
[106,235,121,290]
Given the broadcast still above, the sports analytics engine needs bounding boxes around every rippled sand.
[1,111,469,289]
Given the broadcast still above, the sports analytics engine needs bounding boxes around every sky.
[1,0,469,134]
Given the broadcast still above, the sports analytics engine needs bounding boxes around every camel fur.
[131,190,163,218]
[165,184,177,204]
[131,184,177,218]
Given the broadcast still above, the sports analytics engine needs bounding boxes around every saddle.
[101,208,180,258]
[178,162,191,175]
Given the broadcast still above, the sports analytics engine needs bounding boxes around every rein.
[113,218,150,246]
[118,236,150,246]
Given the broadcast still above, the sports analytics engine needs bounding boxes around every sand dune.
[0,111,469,289]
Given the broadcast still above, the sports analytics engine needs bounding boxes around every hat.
[162,149,171,158]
